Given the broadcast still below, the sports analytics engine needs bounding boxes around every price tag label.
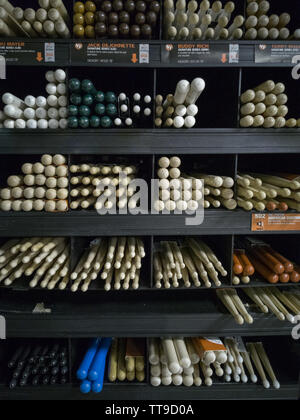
[255,43,300,64]
[71,41,149,65]
[161,43,239,65]
[252,213,300,231]
[0,41,55,64]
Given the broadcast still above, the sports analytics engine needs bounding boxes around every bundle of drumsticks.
[108,338,146,383]
[149,336,280,389]
[237,172,300,212]
[233,239,300,285]
[240,80,300,129]
[217,287,300,325]
[0,0,70,38]
[154,238,227,289]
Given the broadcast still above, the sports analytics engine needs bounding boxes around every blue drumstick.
[80,380,92,394]
[88,337,112,382]
[77,338,101,381]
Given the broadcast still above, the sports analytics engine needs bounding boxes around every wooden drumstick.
[243,287,268,314]
[70,250,89,281]
[84,244,100,270]
[216,289,244,325]
[81,267,99,292]
[93,240,107,272]
[198,241,227,276]
[247,343,270,389]
[174,338,191,369]
[0,239,19,256]
[191,363,201,386]
[186,238,213,270]
[161,242,176,269]
[274,289,300,315]
[108,338,118,382]
[232,275,240,285]
[228,289,254,324]
[153,252,163,288]
[181,248,201,286]
[162,338,181,374]
[149,338,160,366]
[116,338,126,382]
[30,257,56,288]
[199,362,212,386]
[49,0,70,23]
[253,288,285,320]
[213,362,224,377]
[241,350,257,384]
[184,339,199,366]
[263,288,294,323]
[254,342,279,389]
[71,265,91,292]
[4,261,32,286]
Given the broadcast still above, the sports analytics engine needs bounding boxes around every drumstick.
[253,287,285,320]
[199,361,212,386]
[245,15,257,29]
[228,289,254,324]
[254,342,280,389]
[50,0,70,24]
[246,1,258,16]
[198,241,227,276]
[197,0,210,21]
[247,343,270,389]
[262,288,294,323]
[162,338,181,374]
[242,351,258,383]
[216,289,244,325]
[181,248,201,286]
[282,293,300,315]
[273,289,300,316]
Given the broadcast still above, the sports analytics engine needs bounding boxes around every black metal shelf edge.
[0,211,299,236]
[0,383,298,400]
[2,313,294,338]
[0,211,248,236]
[1,129,300,154]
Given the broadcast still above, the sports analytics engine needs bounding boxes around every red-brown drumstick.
[233,253,243,275]
[236,251,255,276]
[279,273,290,283]
[248,252,279,284]
[255,246,285,275]
[290,271,300,283]
[266,201,277,211]
[268,249,294,273]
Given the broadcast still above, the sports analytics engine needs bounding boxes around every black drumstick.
[60,376,67,385]
[39,346,49,363]
[8,346,25,369]
[49,344,60,359]
[17,346,31,368]
[42,375,50,385]
[32,375,41,386]
[61,366,69,376]
[51,366,59,376]
[29,345,43,364]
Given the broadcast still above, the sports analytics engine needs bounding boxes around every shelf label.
[252,213,300,231]
[161,43,239,65]
[0,41,55,64]
[71,42,150,65]
[255,43,300,64]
